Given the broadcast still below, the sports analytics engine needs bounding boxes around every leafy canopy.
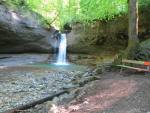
[4,0,150,29]
[22,0,128,29]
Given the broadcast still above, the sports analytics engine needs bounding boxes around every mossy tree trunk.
[126,0,139,59]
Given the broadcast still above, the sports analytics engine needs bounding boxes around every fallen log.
[4,90,69,113]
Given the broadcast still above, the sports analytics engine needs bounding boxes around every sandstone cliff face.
[0,4,58,53]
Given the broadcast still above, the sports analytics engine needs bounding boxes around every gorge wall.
[0,3,58,53]
[0,2,149,54]
[67,9,150,54]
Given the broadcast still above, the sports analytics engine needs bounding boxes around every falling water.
[55,33,68,65]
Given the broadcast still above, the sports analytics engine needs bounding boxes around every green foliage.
[79,0,127,22]
[18,0,128,28]
[2,0,25,8]
[2,0,150,29]
[139,0,150,8]
[134,39,150,61]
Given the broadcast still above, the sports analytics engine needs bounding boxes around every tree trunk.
[126,0,139,59]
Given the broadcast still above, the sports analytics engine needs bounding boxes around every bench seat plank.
[122,60,144,65]
[122,59,150,66]
[116,65,150,72]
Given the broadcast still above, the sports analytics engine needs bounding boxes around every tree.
[126,0,139,59]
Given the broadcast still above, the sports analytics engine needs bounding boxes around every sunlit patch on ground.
[49,79,138,113]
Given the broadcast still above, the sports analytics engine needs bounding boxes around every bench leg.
[119,67,123,75]
[119,62,125,75]
[145,66,150,75]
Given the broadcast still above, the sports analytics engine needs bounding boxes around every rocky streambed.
[0,68,80,112]
[0,54,104,113]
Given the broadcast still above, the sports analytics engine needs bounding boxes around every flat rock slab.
[0,54,49,67]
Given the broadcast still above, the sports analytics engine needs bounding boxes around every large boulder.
[0,4,57,53]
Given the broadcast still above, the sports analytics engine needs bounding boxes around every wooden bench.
[116,59,150,73]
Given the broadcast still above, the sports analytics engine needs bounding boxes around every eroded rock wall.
[0,3,149,54]
[67,10,150,54]
[0,4,57,53]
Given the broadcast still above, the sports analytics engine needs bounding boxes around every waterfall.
[55,33,68,65]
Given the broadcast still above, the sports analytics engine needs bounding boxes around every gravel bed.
[0,69,84,112]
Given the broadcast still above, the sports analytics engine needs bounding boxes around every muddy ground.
[50,72,150,113]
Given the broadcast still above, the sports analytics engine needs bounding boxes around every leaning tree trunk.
[126,0,139,59]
